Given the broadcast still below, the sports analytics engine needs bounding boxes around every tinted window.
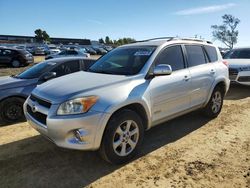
[204,46,218,62]
[81,59,95,70]
[67,50,78,55]
[185,45,206,67]
[17,61,56,79]
[156,45,185,71]
[2,49,12,56]
[89,46,156,75]
[237,49,250,59]
[52,60,80,77]
[59,51,66,55]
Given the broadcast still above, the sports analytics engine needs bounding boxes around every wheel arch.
[204,79,228,106]
[0,95,27,104]
[94,102,150,150]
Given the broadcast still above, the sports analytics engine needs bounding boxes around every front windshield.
[88,46,156,75]
[17,61,56,79]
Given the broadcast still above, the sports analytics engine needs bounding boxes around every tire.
[203,86,224,118]
[0,97,26,124]
[11,60,21,68]
[99,109,144,164]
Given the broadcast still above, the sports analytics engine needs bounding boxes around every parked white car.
[224,47,250,86]
[49,46,61,54]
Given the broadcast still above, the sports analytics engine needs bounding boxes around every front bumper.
[24,97,109,151]
[25,57,34,64]
[230,70,250,86]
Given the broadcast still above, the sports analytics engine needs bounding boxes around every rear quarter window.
[204,45,218,62]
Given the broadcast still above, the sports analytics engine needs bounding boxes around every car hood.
[33,71,133,104]
[0,76,37,90]
[227,59,250,68]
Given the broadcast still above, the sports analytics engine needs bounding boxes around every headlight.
[57,96,98,115]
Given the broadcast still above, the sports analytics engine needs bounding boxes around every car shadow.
[0,111,209,188]
[225,84,250,100]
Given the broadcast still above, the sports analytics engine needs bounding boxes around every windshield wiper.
[88,69,114,75]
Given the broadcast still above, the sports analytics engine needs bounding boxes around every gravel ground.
[0,84,249,188]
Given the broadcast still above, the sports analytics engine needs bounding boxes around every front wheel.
[99,110,144,164]
[0,97,26,124]
[203,87,224,118]
[11,60,21,68]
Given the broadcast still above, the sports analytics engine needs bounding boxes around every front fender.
[92,97,152,150]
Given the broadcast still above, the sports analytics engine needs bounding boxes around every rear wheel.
[11,60,21,68]
[203,86,224,118]
[0,97,25,124]
[99,110,144,164]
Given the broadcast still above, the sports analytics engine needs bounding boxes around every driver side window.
[156,45,185,71]
[51,60,80,77]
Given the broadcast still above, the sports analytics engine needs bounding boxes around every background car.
[0,57,95,124]
[93,47,107,55]
[45,49,90,59]
[0,47,33,67]
[33,47,46,55]
[48,45,61,54]
[224,47,250,85]
[103,45,113,52]
[84,47,97,55]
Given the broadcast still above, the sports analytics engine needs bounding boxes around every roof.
[45,57,96,63]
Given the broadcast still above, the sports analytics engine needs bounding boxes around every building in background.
[0,35,91,45]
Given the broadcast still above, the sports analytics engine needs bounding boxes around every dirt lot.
[0,84,249,188]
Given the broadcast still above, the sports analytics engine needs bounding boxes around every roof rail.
[135,37,212,44]
[179,38,213,44]
[134,37,175,43]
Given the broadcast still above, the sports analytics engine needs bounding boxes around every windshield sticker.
[134,50,153,56]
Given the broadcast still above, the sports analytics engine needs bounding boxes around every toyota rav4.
[24,37,230,164]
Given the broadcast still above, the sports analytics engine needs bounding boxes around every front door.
[149,45,191,124]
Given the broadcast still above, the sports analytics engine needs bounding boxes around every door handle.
[210,69,216,74]
[183,75,190,81]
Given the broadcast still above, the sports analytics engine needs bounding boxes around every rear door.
[0,49,13,64]
[149,45,191,123]
[185,45,216,107]
[51,60,80,77]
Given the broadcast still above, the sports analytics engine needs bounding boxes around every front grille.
[30,94,51,108]
[238,76,250,82]
[27,105,47,125]
[229,68,238,81]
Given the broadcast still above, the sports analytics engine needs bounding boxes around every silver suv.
[24,38,230,164]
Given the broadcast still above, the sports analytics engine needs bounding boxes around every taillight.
[222,60,229,67]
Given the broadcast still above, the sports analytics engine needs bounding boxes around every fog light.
[74,129,86,142]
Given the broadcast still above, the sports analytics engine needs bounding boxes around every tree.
[211,14,240,49]
[99,38,104,44]
[42,31,50,42]
[105,36,111,44]
[34,29,50,43]
[113,37,136,46]
[34,29,43,43]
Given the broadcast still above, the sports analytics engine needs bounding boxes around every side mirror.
[41,72,56,81]
[153,64,172,76]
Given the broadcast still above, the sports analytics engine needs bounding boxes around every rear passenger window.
[237,49,250,59]
[204,46,218,62]
[52,60,80,77]
[185,45,207,67]
[156,45,185,71]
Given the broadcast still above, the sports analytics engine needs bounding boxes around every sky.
[0,0,249,47]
